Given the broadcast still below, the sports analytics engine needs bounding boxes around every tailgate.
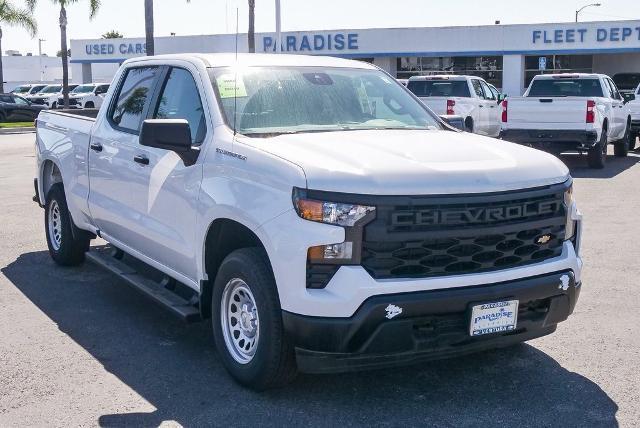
[417,97,447,115]
[508,97,588,125]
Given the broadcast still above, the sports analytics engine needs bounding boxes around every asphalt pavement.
[1,133,639,427]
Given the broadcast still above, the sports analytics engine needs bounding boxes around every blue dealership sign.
[532,26,640,44]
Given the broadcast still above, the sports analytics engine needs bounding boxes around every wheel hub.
[220,279,260,364]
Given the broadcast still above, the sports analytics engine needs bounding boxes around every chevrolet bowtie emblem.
[536,234,552,245]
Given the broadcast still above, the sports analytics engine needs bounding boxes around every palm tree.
[0,1,37,93]
[144,0,189,57]
[247,0,255,52]
[27,0,100,108]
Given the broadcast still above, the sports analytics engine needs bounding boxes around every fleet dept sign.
[532,26,640,44]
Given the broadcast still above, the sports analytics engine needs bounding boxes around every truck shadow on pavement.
[559,149,640,179]
[3,251,619,427]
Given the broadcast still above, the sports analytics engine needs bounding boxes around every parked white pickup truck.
[500,73,634,168]
[34,54,583,389]
[627,83,640,149]
[407,75,503,137]
[57,83,110,109]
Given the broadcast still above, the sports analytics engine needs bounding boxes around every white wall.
[1,55,64,91]
[502,55,525,96]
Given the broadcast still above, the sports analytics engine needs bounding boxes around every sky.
[2,0,639,57]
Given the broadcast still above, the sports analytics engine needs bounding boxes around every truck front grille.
[361,183,568,280]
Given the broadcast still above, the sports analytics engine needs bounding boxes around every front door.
[88,64,207,284]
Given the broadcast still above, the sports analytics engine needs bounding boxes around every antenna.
[233,8,239,136]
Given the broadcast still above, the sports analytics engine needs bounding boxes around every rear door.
[605,77,626,138]
[11,96,36,120]
[480,80,501,137]
[470,79,490,134]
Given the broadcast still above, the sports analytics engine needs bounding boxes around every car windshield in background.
[527,78,603,97]
[211,66,441,136]
[72,85,95,93]
[41,86,62,93]
[613,73,640,91]
[407,80,471,97]
[13,86,30,93]
[30,86,46,94]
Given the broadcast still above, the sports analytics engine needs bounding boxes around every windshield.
[12,86,30,93]
[41,85,62,94]
[29,85,47,94]
[211,66,441,136]
[528,78,603,97]
[72,85,95,94]
[407,80,471,97]
[613,73,640,91]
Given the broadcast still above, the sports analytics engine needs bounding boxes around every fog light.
[308,242,353,262]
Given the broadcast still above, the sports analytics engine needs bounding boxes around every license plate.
[469,300,519,336]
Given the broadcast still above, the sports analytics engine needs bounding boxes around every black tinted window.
[613,73,640,90]
[111,66,159,132]
[154,68,206,144]
[0,95,13,103]
[528,79,603,97]
[407,80,471,97]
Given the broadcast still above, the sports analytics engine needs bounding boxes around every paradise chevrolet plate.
[470,300,519,336]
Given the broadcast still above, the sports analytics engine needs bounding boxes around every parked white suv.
[25,84,79,109]
[501,73,633,168]
[58,83,110,109]
[407,75,503,137]
[34,54,582,389]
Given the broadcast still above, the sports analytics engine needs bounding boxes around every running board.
[86,248,201,322]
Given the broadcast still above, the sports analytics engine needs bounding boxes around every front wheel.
[84,101,95,109]
[45,183,90,266]
[614,124,630,157]
[587,128,607,169]
[211,248,297,390]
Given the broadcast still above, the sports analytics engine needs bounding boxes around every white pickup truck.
[407,75,503,137]
[500,73,634,168]
[34,54,583,389]
[627,83,640,149]
[57,83,110,109]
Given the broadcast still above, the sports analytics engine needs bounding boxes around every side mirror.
[439,114,465,131]
[140,119,199,166]
[623,93,635,103]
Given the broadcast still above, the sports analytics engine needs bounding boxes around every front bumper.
[283,270,580,374]
[500,129,598,151]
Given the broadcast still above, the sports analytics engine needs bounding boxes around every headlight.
[564,185,576,241]
[293,192,375,227]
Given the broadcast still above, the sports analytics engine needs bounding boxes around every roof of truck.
[408,75,477,81]
[125,53,379,70]
[531,73,606,80]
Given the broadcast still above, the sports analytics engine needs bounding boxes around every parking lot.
[0,132,639,427]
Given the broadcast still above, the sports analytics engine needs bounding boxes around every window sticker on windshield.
[216,74,248,98]
[356,81,373,116]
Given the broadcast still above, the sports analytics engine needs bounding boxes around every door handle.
[90,142,103,152]
[134,155,149,165]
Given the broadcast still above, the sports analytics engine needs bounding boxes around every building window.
[525,55,593,87]
[397,56,503,89]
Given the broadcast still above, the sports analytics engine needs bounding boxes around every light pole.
[38,39,46,82]
[275,0,281,52]
[575,3,601,22]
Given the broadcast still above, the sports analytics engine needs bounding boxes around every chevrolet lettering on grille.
[392,200,561,227]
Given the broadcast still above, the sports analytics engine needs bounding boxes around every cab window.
[110,66,160,133]
[480,81,496,100]
[471,80,485,98]
[153,68,206,144]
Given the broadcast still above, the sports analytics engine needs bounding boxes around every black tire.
[211,248,297,390]
[614,123,630,157]
[84,101,95,109]
[629,132,638,151]
[587,127,607,169]
[464,117,474,133]
[44,183,90,266]
[52,102,57,109]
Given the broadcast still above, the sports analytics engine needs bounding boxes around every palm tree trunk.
[0,27,4,94]
[60,5,70,109]
[144,0,154,56]
[248,0,255,53]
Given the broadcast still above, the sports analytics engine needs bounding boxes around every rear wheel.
[45,184,90,266]
[614,123,630,157]
[0,112,6,123]
[51,102,57,109]
[84,101,95,109]
[464,117,474,133]
[211,248,297,390]
[587,127,607,169]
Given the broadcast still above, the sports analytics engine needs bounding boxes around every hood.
[237,129,570,195]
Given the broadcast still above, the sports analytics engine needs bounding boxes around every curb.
[0,127,35,135]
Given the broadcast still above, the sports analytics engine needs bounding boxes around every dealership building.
[70,19,640,96]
